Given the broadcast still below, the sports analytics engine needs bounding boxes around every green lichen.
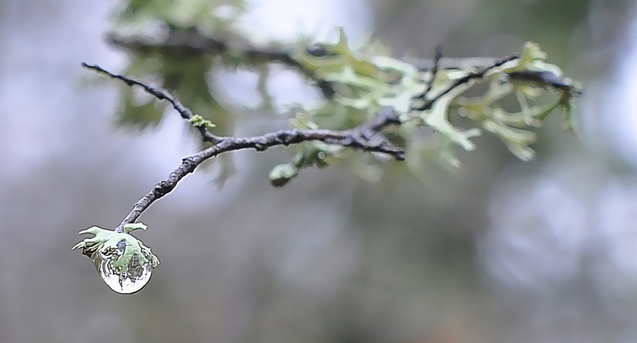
[289,32,581,174]
[72,224,159,275]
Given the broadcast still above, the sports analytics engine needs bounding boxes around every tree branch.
[106,31,339,97]
[82,63,222,144]
[107,30,515,73]
[112,112,402,232]
[87,36,580,232]
[82,63,403,232]
[105,30,519,99]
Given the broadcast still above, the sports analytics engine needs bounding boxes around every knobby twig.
[108,31,516,73]
[114,108,402,232]
[82,64,403,232]
[82,63,222,144]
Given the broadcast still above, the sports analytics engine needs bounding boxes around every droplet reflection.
[97,240,154,294]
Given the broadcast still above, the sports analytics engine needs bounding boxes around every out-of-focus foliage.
[111,0,253,137]
[292,32,580,174]
[115,0,247,34]
[108,0,580,186]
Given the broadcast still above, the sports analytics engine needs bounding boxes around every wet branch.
[113,109,402,232]
[82,63,222,144]
[84,41,573,232]
[82,64,403,232]
[106,31,518,99]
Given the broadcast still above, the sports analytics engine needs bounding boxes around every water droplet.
[97,241,155,294]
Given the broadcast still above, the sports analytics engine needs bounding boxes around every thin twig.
[82,63,222,144]
[411,53,520,111]
[113,110,402,232]
[406,56,511,71]
[412,45,443,103]
[426,45,443,95]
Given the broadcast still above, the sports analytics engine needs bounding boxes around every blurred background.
[1,0,637,342]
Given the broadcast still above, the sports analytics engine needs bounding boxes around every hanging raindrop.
[73,225,160,294]
[98,239,154,294]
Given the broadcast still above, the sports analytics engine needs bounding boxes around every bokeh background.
[1,0,637,342]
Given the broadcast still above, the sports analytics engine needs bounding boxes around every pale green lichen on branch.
[189,114,216,129]
[288,29,581,173]
[269,141,333,187]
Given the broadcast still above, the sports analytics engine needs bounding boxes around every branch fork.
[82,63,405,231]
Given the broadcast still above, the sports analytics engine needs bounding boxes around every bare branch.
[113,110,402,232]
[82,63,222,144]
[83,64,403,232]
